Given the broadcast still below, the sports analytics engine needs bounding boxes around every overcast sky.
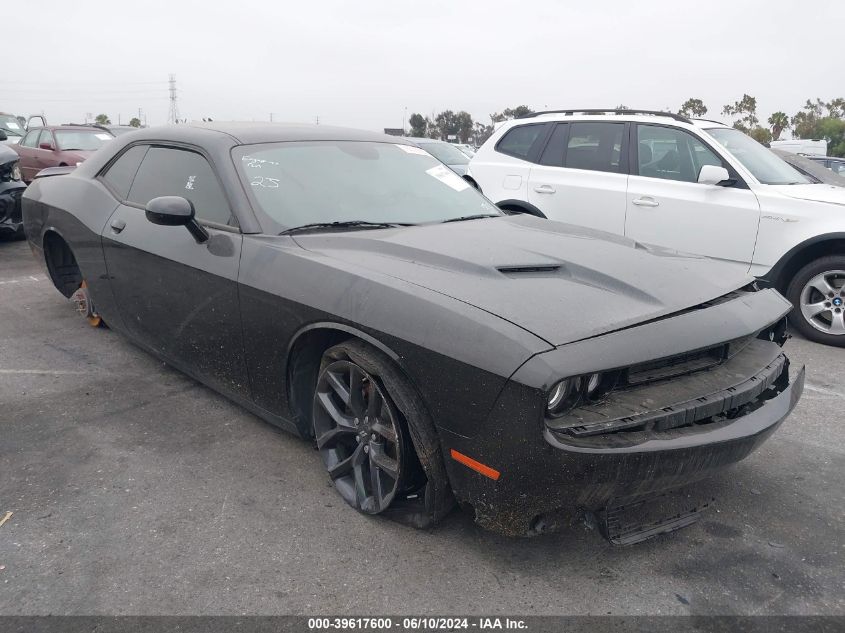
[5,0,842,134]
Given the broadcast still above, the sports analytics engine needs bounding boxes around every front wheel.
[785,256,845,347]
[313,342,419,515]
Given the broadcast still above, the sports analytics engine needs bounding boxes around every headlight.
[547,372,613,417]
[12,164,21,181]
[547,379,574,412]
[585,372,601,395]
[547,377,582,416]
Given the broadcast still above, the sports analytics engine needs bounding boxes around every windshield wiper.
[279,220,412,235]
[441,214,501,223]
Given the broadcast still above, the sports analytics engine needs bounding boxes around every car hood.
[294,215,753,346]
[766,183,845,206]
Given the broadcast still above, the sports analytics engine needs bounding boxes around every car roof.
[494,110,732,132]
[405,136,447,144]
[128,122,414,146]
[36,125,112,132]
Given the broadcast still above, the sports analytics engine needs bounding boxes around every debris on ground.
[0,511,12,529]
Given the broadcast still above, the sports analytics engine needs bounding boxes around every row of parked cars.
[0,113,138,239]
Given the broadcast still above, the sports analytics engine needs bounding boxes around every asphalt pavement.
[0,238,842,616]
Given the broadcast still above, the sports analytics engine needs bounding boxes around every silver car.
[406,137,470,176]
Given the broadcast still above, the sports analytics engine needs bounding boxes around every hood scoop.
[497,264,561,275]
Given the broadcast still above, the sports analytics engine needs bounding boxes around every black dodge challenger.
[22,123,805,541]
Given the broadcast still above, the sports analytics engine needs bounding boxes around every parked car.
[406,137,471,175]
[806,155,845,177]
[773,150,845,187]
[22,123,803,541]
[14,125,114,183]
[0,144,26,238]
[453,143,476,158]
[468,109,845,347]
[0,112,25,146]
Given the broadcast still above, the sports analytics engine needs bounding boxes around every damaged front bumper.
[0,184,25,236]
[438,288,803,537]
[444,362,803,537]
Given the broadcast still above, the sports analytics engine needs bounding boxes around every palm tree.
[769,112,789,141]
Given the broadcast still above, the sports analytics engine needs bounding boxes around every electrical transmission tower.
[167,74,180,124]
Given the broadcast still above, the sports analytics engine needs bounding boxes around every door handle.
[110,218,126,234]
[631,197,659,208]
[533,184,556,194]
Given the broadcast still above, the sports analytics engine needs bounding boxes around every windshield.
[0,115,23,137]
[706,127,810,185]
[54,129,113,151]
[414,141,470,165]
[234,141,499,232]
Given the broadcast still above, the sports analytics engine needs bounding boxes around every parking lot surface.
[1,238,843,615]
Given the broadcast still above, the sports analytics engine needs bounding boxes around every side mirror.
[0,130,7,141]
[145,196,209,243]
[698,165,733,186]
[39,142,54,151]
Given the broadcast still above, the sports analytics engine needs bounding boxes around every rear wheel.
[70,280,104,327]
[786,256,845,347]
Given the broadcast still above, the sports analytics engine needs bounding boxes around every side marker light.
[450,449,501,481]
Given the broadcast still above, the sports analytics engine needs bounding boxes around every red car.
[14,125,114,183]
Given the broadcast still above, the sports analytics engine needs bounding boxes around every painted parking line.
[0,368,91,375]
[0,274,47,286]
[804,382,845,400]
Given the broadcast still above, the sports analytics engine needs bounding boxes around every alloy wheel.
[313,360,403,514]
[800,270,845,335]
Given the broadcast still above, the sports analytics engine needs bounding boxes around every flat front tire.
[786,255,845,347]
[313,341,427,516]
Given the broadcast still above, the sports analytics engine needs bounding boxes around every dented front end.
[438,288,804,539]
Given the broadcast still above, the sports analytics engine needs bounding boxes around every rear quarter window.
[495,124,546,160]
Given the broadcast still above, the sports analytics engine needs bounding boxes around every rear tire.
[785,255,845,347]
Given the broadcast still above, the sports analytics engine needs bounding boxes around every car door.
[625,124,761,267]
[34,129,58,171]
[99,144,251,398]
[527,121,629,235]
[477,122,549,208]
[16,130,40,181]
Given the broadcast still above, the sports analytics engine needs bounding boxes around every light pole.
[402,106,407,135]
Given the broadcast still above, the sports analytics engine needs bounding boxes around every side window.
[21,131,39,148]
[564,123,624,173]
[637,125,722,183]
[496,124,545,160]
[538,124,568,166]
[101,145,149,200]
[38,129,55,149]
[128,147,235,227]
